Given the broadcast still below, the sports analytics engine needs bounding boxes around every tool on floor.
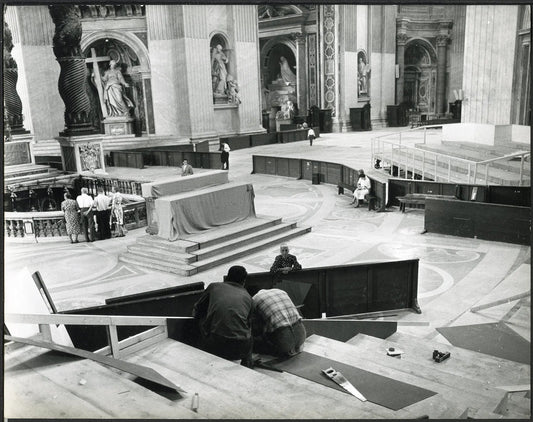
[322,367,367,401]
[432,350,450,363]
[191,392,199,412]
[386,347,403,357]
[253,358,283,372]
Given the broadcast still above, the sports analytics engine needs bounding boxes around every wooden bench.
[337,182,378,211]
[397,193,456,212]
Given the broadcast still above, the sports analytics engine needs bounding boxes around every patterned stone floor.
[4,129,530,344]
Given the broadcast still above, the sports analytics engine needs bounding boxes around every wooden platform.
[119,216,311,276]
[5,332,529,418]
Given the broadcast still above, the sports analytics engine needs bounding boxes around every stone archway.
[404,39,437,114]
[81,31,153,135]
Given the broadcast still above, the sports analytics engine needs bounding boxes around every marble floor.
[4,128,530,345]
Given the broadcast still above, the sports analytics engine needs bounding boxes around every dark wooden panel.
[224,135,251,150]
[302,320,397,341]
[61,291,202,351]
[265,157,277,175]
[277,158,290,177]
[288,158,301,178]
[251,133,277,147]
[324,163,342,185]
[425,198,531,245]
[370,262,412,312]
[489,186,531,207]
[253,155,266,174]
[301,160,313,180]
[325,266,369,316]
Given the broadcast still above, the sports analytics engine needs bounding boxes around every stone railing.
[5,200,147,243]
[77,176,143,197]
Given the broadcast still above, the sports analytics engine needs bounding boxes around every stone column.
[436,35,449,115]
[3,7,27,134]
[293,32,308,117]
[48,5,95,136]
[395,33,408,104]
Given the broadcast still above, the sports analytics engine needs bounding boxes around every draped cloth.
[155,182,256,241]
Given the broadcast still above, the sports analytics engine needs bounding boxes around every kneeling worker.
[252,288,306,356]
[192,265,253,366]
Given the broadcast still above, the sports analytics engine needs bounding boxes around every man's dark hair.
[226,265,247,285]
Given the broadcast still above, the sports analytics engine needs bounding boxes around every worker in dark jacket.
[192,265,253,366]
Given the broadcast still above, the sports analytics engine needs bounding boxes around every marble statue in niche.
[100,60,135,117]
[226,75,241,104]
[358,53,371,96]
[211,44,229,96]
[279,56,296,85]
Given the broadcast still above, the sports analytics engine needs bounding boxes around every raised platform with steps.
[4,163,72,188]
[119,216,311,276]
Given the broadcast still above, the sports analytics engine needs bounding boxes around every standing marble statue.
[358,57,371,95]
[211,44,229,95]
[101,60,134,117]
[279,56,296,85]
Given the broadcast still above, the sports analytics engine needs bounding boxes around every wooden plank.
[5,344,200,419]
[471,291,530,313]
[495,385,531,393]
[125,338,398,418]
[107,325,120,359]
[5,313,192,326]
[305,335,506,415]
[94,326,167,356]
[5,335,185,393]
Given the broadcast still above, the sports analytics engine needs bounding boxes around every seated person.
[192,265,253,366]
[252,288,306,357]
[350,169,371,208]
[181,159,194,176]
[270,243,302,275]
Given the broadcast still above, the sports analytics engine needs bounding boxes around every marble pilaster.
[436,35,449,115]
[395,32,408,104]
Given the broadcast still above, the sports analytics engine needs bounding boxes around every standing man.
[93,187,112,240]
[220,143,230,170]
[192,265,253,366]
[181,159,194,176]
[252,288,306,356]
[270,243,302,275]
[76,187,95,242]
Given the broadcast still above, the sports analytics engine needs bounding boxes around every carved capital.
[436,35,449,47]
[291,32,306,44]
[396,33,409,45]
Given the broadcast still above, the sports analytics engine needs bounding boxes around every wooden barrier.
[252,155,389,211]
[424,198,531,245]
[389,179,530,207]
[110,150,221,170]
[244,259,421,319]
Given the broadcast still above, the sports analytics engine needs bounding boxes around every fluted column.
[293,32,308,117]
[3,7,27,134]
[436,35,449,115]
[49,5,95,136]
[395,33,408,104]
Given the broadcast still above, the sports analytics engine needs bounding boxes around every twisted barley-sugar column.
[49,5,95,136]
[3,7,26,134]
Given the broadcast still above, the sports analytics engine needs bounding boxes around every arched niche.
[209,32,236,104]
[260,37,298,112]
[81,31,153,135]
[357,50,370,97]
[403,38,437,113]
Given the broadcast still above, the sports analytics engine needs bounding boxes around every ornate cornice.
[436,34,449,47]
[396,33,409,45]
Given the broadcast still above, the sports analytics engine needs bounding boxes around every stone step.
[4,163,56,176]
[381,331,530,388]
[126,244,197,264]
[192,222,297,261]
[191,225,311,274]
[117,253,198,276]
[342,334,507,406]
[182,216,283,249]
[135,235,199,254]
[304,335,507,419]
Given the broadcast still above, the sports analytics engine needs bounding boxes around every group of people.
[60,186,126,243]
[192,244,304,367]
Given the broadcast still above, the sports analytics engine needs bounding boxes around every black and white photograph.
[3,1,531,419]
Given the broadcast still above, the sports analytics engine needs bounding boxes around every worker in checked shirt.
[270,243,302,275]
[252,288,306,356]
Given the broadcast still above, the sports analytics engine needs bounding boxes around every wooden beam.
[94,326,167,357]
[38,324,52,341]
[5,334,185,394]
[303,318,429,326]
[495,385,531,393]
[5,313,193,326]
[470,291,530,313]
[107,325,120,359]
